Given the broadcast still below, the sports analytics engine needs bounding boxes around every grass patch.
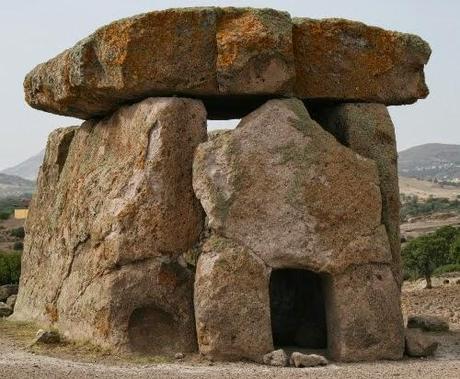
[0,250,22,285]
[433,263,460,276]
[400,194,460,222]
[0,318,175,365]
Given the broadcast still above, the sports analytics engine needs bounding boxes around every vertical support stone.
[194,235,273,361]
[13,97,207,354]
[310,103,402,287]
[323,264,404,361]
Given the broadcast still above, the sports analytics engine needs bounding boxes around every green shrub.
[400,195,460,222]
[450,235,460,264]
[433,263,460,276]
[0,212,10,220]
[10,227,25,239]
[402,225,460,288]
[0,251,22,285]
[13,242,23,251]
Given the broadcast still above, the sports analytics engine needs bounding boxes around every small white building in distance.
[14,209,29,219]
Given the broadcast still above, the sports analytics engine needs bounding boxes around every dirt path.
[0,342,459,379]
[0,323,459,379]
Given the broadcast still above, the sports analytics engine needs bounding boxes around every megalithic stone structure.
[14,6,430,363]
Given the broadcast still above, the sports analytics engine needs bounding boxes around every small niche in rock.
[269,269,327,350]
[128,305,182,355]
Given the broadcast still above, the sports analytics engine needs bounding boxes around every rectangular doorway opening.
[270,269,327,350]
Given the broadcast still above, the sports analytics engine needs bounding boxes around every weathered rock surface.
[293,18,431,105]
[407,315,450,332]
[216,8,294,94]
[324,264,404,361]
[310,103,402,286]
[263,349,289,367]
[289,352,328,368]
[0,302,13,317]
[0,284,18,302]
[24,9,430,120]
[194,234,272,361]
[24,7,294,120]
[192,99,403,362]
[13,97,207,354]
[193,98,391,273]
[405,328,439,357]
[24,9,218,119]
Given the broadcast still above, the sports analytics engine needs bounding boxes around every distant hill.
[1,150,44,181]
[398,143,460,183]
[0,173,35,198]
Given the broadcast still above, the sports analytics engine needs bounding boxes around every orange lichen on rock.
[216,8,294,94]
[293,18,431,104]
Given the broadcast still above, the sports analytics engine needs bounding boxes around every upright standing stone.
[193,98,391,273]
[192,99,404,361]
[324,264,404,361]
[13,97,207,354]
[194,234,272,361]
[310,103,402,286]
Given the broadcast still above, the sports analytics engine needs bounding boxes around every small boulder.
[263,349,289,367]
[405,328,439,357]
[174,352,185,360]
[0,302,13,317]
[6,295,17,309]
[289,352,328,368]
[33,329,61,345]
[0,284,19,302]
[407,315,449,332]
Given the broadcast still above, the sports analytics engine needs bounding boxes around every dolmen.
[13,7,431,362]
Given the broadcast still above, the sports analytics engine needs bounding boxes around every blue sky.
[0,0,458,170]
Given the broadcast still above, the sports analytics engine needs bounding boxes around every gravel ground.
[402,275,460,327]
[0,345,459,379]
[0,327,458,379]
[1,277,459,379]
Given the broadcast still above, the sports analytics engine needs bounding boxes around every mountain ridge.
[398,143,460,182]
[1,150,44,181]
[0,173,35,198]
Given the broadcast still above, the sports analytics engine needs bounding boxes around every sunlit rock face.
[192,99,404,361]
[24,9,429,120]
[16,6,428,363]
[13,97,207,354]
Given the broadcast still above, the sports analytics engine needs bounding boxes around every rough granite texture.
[404,328,439,357]
[310,103,402,287]
[13,97,207,354]
[193,98,391,274]
[194,234,272,362]
[293,18,431,104]
[24,7,294,120]
[324,264,404,361]
[215,8,294,94]
[24,9,430,120]
[192,99,403,362]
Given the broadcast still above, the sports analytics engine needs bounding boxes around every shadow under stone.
[270,269,327,350]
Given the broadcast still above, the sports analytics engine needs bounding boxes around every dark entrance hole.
[270,269,327,349]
